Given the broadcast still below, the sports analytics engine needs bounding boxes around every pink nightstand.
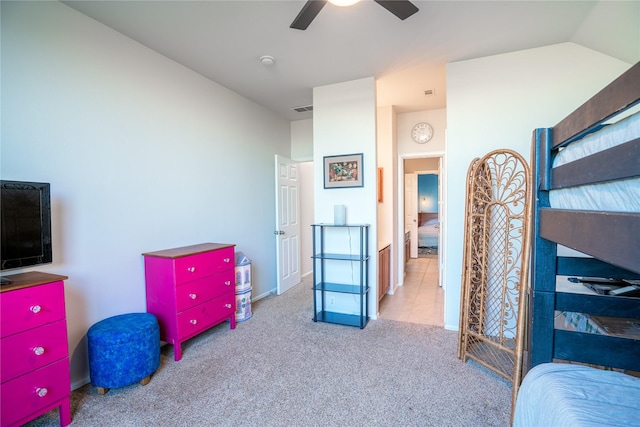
[1,272,71,427]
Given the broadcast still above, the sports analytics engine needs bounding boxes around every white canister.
[334,205,346,225]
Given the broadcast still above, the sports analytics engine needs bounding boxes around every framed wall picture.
[324,153,364,189]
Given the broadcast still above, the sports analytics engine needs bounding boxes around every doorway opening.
[378,154,445,326]
[416,172,440,259]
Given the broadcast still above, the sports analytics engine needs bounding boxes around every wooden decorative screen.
[457,149,531,412]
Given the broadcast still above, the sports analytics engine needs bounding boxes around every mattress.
[556,311,640,339]
[549,111,640,213]
[418,219,438,248]
[513,363,640,427]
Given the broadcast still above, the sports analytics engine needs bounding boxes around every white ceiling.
[62,0,639,121]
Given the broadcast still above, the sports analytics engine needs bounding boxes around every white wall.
[313,77,378,318]
[291,119,314,162]
[1,1,290,388]
[444,42,631,330]
[376,105,396,298]
[405,158,439,173]
[398,109,447,155]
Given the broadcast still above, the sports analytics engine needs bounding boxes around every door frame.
[397,151,446,290]
[411,168,438,258]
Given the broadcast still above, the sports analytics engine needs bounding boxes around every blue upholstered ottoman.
[87,312,160,394]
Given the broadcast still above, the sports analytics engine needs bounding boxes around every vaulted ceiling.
[63,1,639,121]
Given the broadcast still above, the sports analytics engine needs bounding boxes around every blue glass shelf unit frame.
[311,224,370,329]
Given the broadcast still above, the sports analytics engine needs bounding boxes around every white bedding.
[549,111,640,213]
[514,363,640,427]
[418,218,439,248]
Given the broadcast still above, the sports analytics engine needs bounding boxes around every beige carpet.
[26,276,511,427]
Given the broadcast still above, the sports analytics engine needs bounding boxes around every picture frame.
[323,153,364,189]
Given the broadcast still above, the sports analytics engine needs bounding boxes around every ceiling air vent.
[292,105,313,113]
[423,89,435,96]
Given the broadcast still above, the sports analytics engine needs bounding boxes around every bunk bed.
[514,62,640,425]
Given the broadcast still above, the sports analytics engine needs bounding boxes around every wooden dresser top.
[142,243,235,259]
[1,271,68,293]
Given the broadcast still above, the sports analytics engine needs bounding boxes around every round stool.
[88,312,160,395]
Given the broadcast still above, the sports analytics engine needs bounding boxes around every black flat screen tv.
[0,180,52,275]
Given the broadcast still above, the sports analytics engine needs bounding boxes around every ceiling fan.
[290,0,419,30]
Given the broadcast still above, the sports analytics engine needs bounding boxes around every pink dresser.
[142,243,236,361]
[0,272,71,427]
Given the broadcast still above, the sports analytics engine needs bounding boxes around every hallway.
[378,256,444,326]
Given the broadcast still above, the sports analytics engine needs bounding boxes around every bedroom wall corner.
[444,42,632,331]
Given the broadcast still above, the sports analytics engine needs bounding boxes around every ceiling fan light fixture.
[328,0,360,7]
[291,0,416,30]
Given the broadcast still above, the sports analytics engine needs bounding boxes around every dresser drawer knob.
[224,303,232,309]
[190,319,197,325]
[33,346,45,356]
[30,305,42,314]
[187,267,196,273]
[223,258,230,263]
[189,293,197,300]
[36,387,48,397]
[225,281,231,286]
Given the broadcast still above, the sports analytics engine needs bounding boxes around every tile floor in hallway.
[378,255,444,326]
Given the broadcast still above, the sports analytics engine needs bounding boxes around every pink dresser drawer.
[1,319,69,382]
[1,358,70,427]
[143,243,236,361]
[175,270,235,312]
[176,292,235,339]
[0,281,65,338]
[174,247,234,284]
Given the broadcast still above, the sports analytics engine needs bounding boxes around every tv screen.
[0,180,52,272]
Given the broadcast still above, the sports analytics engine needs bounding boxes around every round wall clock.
[411,122,434,144]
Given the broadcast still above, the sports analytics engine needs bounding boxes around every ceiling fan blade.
[290,0,328,30]
[374,0,419,20]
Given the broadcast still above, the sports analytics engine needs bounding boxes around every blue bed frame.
[529,61,640,371]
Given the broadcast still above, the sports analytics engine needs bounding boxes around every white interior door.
[275,155,301,295]
[404,173,418,258]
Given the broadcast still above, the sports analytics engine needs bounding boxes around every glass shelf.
[311,224,369,329]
